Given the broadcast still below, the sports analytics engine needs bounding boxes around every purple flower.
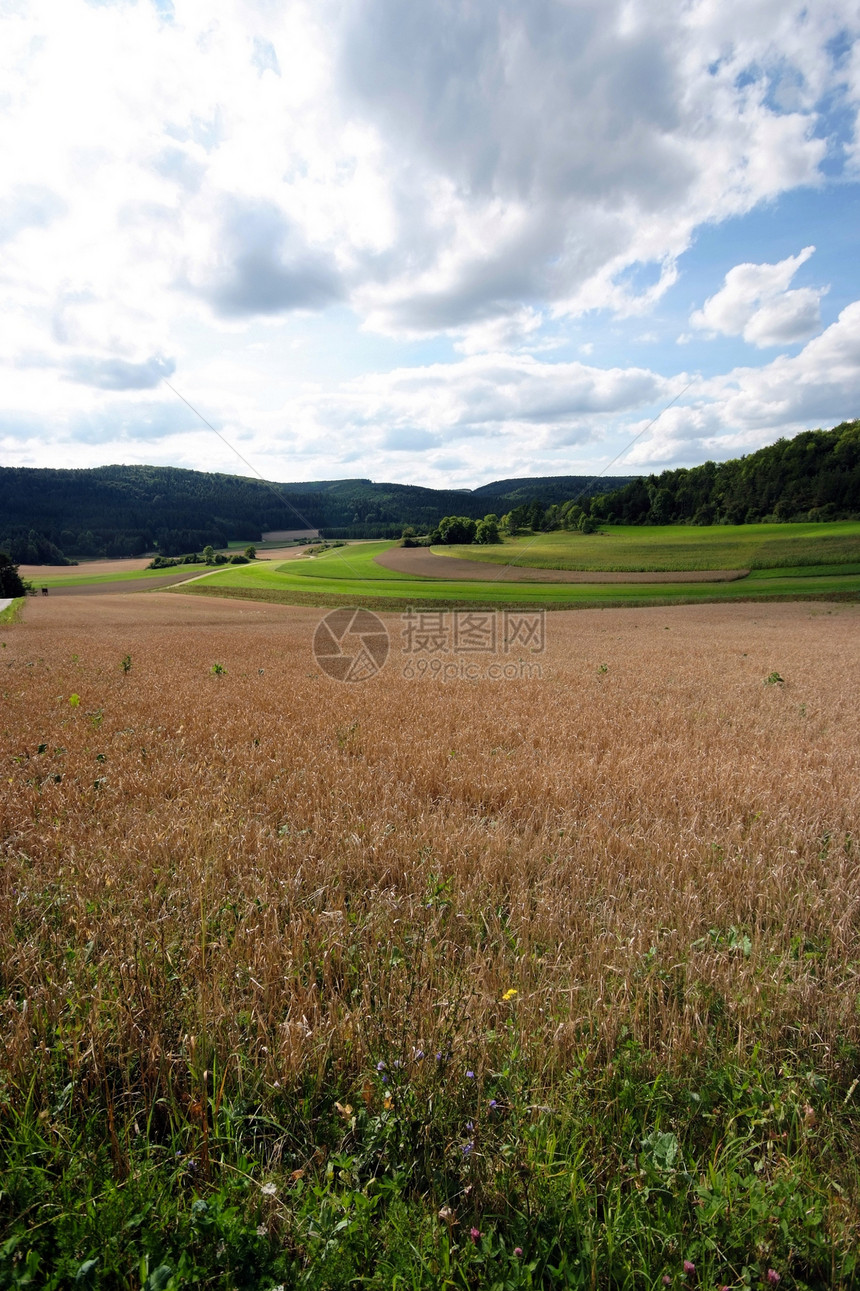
[488,1099,498,1109]
[414,1049,424,1061]
[513,1247,523,1257]
[767,1274,780,1286]
[435,1052,443,1062]
[376,1060,386,1071]
[465,1121,474,1132]
[461,1141,473,1156]
[381,1075,389,1083]
[469,1226,481,1243]
[466,1070,475,1079]
[683,1260,695,1275]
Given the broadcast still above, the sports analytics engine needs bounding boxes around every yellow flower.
[502,988,518,1001]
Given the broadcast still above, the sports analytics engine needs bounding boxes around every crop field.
[180,527,860,612]
[1,590,860,1288]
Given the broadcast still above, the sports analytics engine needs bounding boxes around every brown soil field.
[18,546,306,584]
[377,545,748,582]
[2,591,859,1099]
[19,556,156,581]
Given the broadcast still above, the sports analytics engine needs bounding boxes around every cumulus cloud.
[63,353,176,391]
[690,246,827,347]
[299,353,671,448]
[201,203,343,317]
[628,300,860,466]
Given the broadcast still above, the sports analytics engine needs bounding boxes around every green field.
[27,525,860,608]
[30,566,208,588]
[439,521,860,571]
[177,534,860,610]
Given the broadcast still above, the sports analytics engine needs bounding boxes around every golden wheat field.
[2,591,859,1091]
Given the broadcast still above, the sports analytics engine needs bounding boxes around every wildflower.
[502,988,518,1001]
[435,1052,443,1062]
[767,1274,781,1286]
[261,1181,277,1197]
[466,1069,475,1079]
[257,1223,267,1237]
[465,1120,474,1131]
[376,1060,386,1071]
[488,1099,498,1109]
[470,1227,481,1243]
[683,1261,695,1275]
[461,1141,474,1156]
[414,1049,425,1061]
[438,1205,454,1222]
[514,1247,523,1257]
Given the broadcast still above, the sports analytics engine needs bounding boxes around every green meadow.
[439,521,860,572]
[179,531,860,611]
[29,566,206,588]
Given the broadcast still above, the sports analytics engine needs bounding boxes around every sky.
[1,0,859,489]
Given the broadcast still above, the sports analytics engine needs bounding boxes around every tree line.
[0,464,631,563]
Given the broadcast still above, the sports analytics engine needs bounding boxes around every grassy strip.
[2,1041,857,1289]
[0,597,24,625]
[174,573,860,612]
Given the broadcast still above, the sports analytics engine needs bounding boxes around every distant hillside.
[0,464,635,561]
[588,420,860,526]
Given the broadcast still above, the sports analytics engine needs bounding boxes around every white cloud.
[690,245,827,346]
[0,0,857,481]
[629,300,860,465]
[0,0,856,362]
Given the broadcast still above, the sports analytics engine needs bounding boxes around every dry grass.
[2,592,859,1106]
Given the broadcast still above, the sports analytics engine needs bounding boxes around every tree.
[475,516,501,544]
[436,516,477,545]
[244,545,257,559]
[202,545,216,565]
[0,551,27,598]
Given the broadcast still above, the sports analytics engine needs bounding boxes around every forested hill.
[590,420,860,526]
[0,464,634,561]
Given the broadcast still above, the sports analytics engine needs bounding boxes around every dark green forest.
[579,419,860,527]
[0,466,633,562]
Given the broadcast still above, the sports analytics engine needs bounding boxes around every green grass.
[439,522,860,572]
[277,540,414,581]
[30,567,210,588]
[31,527,860,609]
[2,1018,857,1288]
[181,544,860,612]
[0,597,24,625]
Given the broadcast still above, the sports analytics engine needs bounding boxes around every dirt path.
[375,546,749,583]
